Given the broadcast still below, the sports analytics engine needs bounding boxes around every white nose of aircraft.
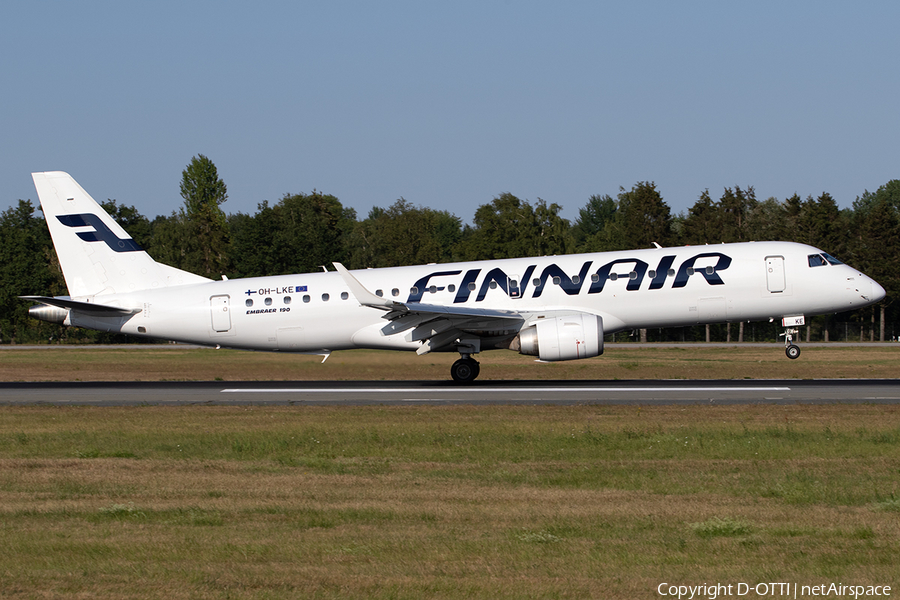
[871,278,887,303]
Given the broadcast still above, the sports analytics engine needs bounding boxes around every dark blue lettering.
[511,265,536,299]
[407,270,462,303]
[672,252,732,288]
[649,255,676,290]
[453,269,481,303]
[588,259,649,293]
[533,261,593,297]
[476,268,513,301]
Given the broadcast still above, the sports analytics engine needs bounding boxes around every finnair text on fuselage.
[407,252,731,304]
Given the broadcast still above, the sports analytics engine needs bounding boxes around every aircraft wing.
[333,262,525,354]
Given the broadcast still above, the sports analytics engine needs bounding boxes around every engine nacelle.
[513,314,603,361]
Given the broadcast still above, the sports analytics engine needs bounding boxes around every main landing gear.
[780,327,801,360]
[451,354,480,384]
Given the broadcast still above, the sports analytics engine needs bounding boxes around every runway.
[2,379,900,406]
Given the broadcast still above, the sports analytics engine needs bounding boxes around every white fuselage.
[65,241,883,354]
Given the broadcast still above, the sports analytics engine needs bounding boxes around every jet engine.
[512,314,603,361]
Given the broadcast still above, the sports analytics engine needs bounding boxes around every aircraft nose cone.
[871,279,887,302]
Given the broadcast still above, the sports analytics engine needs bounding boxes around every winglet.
[332,262,395,309]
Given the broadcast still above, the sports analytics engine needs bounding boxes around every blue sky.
[2,1,898,225]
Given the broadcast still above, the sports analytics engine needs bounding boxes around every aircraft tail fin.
[32,171,210,298]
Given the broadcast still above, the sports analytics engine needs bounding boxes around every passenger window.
[571,276,580,284]
[610,273,618,281]
[429,285,437,294]
[392,288,399,297]
[341,292,349,300]
[705,266,715,275]
[591,274,599,283]
[490,281,497,289]
[686,267,695,276]
[284,296,291,305]
[552,276,561,285]
[532,278,541,287]
[265,297,273,306]
[303,295,310,303]
[648,270,657,278]
[375,289,383,297]
[245,299,253,307]
[410,286,419,295]
[468,282,476,291]
[322,293,330,301]
[448,284,456,292]
[667,269,675,277]
[629,271,637,280]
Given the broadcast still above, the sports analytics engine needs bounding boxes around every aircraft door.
[210,295,232,332]
[765,256,785,293]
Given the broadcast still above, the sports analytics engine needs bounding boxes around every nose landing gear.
[780,327,801,359]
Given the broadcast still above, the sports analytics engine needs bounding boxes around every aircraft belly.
[257,305,370,351]
[351,323,421,351]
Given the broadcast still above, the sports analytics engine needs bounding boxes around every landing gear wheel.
[451,358,480,384]
[785,344,801,360]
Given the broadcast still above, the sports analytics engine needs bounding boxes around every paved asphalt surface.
[2,379,900,406]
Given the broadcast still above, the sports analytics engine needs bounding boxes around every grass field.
[0,345,898,598]
[0,343,898,381]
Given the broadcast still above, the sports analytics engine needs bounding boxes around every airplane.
[22,171,886,383]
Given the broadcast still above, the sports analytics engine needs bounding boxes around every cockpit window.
[822,253,843,265]
[808,254,827,267]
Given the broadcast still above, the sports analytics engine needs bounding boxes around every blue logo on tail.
[57,214,143,252]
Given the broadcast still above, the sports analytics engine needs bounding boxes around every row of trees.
[1,155,898,344]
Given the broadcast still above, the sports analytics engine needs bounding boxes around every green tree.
[572,194,620,252]
[617,182,673,248]
[794,192,845,255]
[681,186,759,245]
[533,199,573,256]
[460,193,571,260]
[146,213,191,271]
[179,154,230,276]
[0,201,58,343]
[745,197,787,241]
[680,190,719,245]
[718,186,756,242]
[348,199,461,268]
[226,207,278,278]
[847,181,900,340]
[230,192,356,277]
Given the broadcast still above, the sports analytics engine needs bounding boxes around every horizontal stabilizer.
[21,296,141,316]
